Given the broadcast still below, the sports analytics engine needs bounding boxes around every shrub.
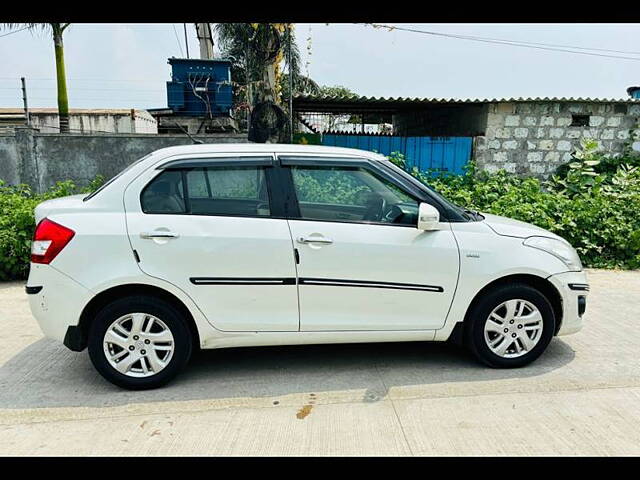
[0,177,104,281]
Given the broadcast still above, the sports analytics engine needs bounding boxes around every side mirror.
[417,202,440,231]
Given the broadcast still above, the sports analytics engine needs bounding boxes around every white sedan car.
[26,144,588,389]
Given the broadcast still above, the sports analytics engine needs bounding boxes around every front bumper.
[26,263,92,344]
[547,270,589,336]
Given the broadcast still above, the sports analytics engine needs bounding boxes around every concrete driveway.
[0,269,639,456]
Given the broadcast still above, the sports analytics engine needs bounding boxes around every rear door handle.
[297,236,333,245]
[140,231,180,239]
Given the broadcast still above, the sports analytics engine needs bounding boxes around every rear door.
[124,155,299,332]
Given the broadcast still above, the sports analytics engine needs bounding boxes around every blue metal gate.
[321,135,473,175]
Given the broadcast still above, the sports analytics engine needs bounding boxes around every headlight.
[523,236,583,271]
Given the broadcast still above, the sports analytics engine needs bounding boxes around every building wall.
[28,112,158,134]
[474,102,640,177]
[0,128,247,193]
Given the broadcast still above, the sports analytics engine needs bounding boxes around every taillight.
[31,218,75,264]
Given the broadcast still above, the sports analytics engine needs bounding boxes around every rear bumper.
[547,270,589,336]
[26,263,92,344]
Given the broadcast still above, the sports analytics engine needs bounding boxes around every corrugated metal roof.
[293,94,640,105]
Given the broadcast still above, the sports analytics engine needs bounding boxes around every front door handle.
[140,231,180,239]
[297,236,333,245]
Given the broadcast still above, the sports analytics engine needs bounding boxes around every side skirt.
[200,329,438,350]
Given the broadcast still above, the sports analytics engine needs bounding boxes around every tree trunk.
[53,25,69,133]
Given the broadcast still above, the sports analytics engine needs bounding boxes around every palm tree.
[214,23,302,141]
[2,23,71,132]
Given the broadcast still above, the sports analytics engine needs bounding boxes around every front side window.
[142,166,270,217]
[290,165,418,225]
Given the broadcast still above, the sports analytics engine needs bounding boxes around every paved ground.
[0,269,639,456]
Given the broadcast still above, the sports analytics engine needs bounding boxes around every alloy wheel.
[102,313,175,377]
[483,299,544,358]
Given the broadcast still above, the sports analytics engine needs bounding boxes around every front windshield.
[380,161,473,221]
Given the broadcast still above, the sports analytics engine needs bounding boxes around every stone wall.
[0,128,248,193]
[474,101,640,177]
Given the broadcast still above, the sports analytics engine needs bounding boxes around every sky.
[1,23,639,110]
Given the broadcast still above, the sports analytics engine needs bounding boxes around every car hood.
[481,213,565,241]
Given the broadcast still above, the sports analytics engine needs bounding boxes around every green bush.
[0,176,104,281]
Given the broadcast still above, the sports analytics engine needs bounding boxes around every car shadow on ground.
[0,336,575,410]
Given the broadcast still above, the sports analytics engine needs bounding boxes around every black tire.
[88,295,193,390]
[465,283,556,368]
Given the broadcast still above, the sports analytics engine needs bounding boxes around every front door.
[282,157,459,331]
[124,156,299,332]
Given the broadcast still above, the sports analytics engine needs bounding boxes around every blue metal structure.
[627,86,640,99]
[321,135,473,175]
[166,58,233,116]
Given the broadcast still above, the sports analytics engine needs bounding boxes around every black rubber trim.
[299,277,444,293]
[190,277,296,285]
[568,283,590,291]
[578,296,587,316]
[63,326,87,352]
[279,156,370,168]
[189,276,443,292]
[25,286,43,295]
[160,156,275,169]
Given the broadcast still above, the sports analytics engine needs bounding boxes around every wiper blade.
[463,208,483,220]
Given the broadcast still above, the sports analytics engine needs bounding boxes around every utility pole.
[20,77,30,127]
[183,24,190,59]
[195,23,215,60]
[288,24,293,143]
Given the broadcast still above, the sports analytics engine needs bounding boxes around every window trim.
[279,157,430,228]
[139,162,281,219]
[159,156,275,170]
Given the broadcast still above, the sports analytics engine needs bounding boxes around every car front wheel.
[88,296,193,389]
[466,283,556,368]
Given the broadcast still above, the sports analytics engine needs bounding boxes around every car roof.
[147,143,388,161]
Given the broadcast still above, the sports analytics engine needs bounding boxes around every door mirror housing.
[417,202,440,231]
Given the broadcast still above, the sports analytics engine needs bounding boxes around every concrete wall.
[30,112,157,134]
[0,128,248,193]
[0,109,158,134]
[475,102,640,177]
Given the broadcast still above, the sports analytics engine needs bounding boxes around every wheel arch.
[73,283,201,352]
[450,273,563,345]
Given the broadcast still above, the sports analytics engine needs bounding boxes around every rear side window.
[141,166,270,217]
[141,170,186,214]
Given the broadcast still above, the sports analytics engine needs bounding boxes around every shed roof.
[293,94,640,112]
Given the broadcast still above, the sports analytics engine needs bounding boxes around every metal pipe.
[288,25,293,143]
[183,24,190,59]
[21,77,30,127]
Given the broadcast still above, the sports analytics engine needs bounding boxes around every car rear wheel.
[88,296,193,389]
[466,283,556,368]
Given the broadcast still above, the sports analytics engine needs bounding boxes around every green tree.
[317,84,358,97]
[215,23,306,142]
[2,23,72,133]
[278,72,320,103]
[215,23,302,109]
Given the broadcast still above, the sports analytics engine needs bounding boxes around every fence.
[321,134,473,175]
